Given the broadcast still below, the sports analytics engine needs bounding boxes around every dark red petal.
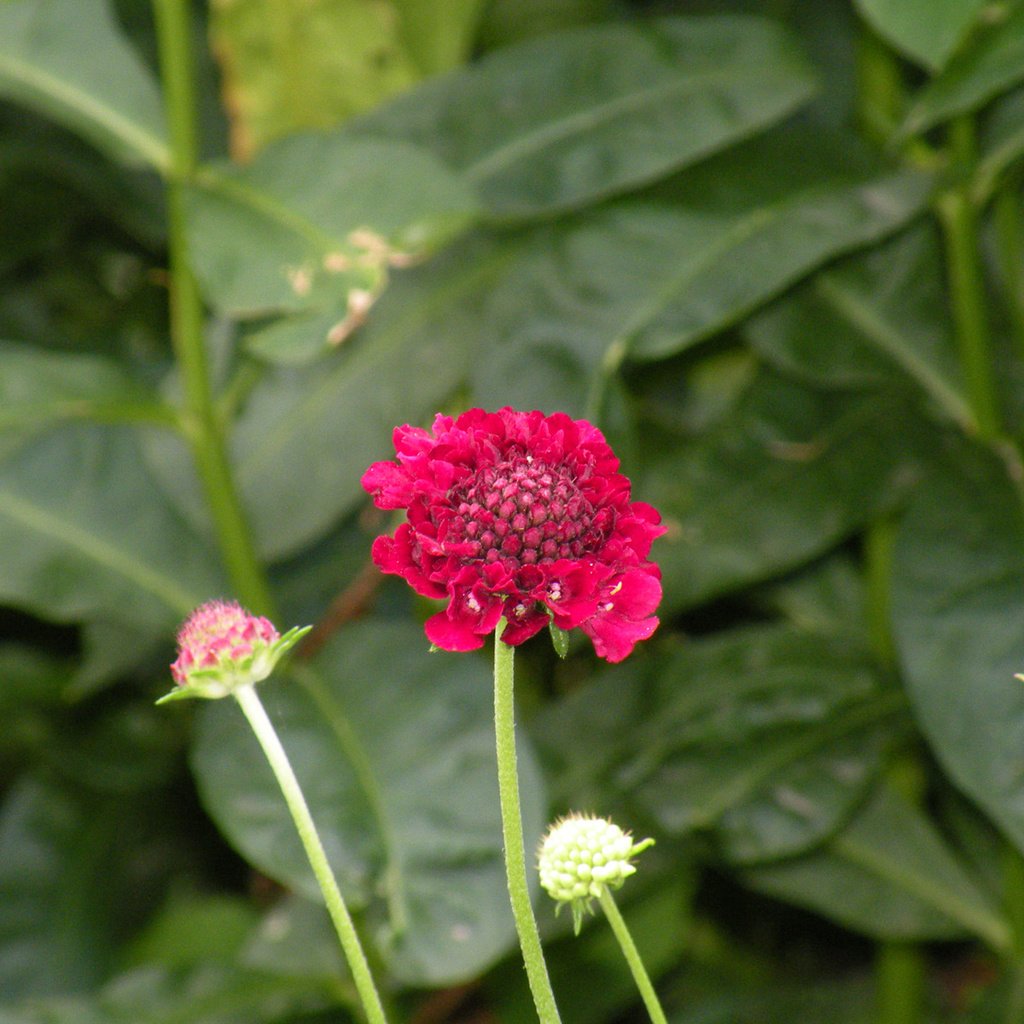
[425,611,486,652]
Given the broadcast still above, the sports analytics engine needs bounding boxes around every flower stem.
[233,684,389,1024]
[937,115,1002,440]
[598,889,668,1024]
[493,625,562,1024]
[151,0,275,617]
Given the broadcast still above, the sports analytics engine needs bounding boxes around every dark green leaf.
[535,626,898,864]
[640,371,928,613]
[892,433,1024,859]
[353,15,818,219]
[853,0,987,71]
[902,5,1024,138]
[186,134,480,321]
[746,224,971,428]
[0,0,168,169]
[192,620,547,986]
[744,784,1011,947]
[0,425,225,629]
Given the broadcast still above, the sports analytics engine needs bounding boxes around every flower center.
[447,452,603,571]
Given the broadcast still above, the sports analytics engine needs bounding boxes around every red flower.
[361,408,665,662]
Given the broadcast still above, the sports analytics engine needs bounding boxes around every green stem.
[855,23,903,147]
[493,625,562,1024]
[598,889,668,1024]
[233,684,389,1024]
[937,116,1002,440]
[152,0,274,616]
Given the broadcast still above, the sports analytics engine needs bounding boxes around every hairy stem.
[494,625,562,1024]
[152,0,274,615]
[233,684,389,1024]
[598,889,668,1024]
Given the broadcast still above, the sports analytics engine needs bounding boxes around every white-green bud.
[538,813,654,933]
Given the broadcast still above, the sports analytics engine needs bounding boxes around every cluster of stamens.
[446,453,606,573]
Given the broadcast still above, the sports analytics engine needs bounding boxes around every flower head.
[361,408,665,661]
[160,600,310,703]
[538,814,654,933]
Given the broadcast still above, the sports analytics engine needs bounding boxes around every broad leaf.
[640,371,929,613]
[0,0,168,169]
[744,784,1011,948]
[0,424,224,629]
[208,0,419,161]
[394,0,489,76]
[353,15,818,219]
[746,224,971,429]
[902,5,1024,138]
[853,0,987,71]
[192,620,547,986]
[186,133,480,323]
[535,626,898,864]
[892,433,1024,859]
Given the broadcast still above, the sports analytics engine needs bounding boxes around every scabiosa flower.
[538,814,654,933]
[361,408,665,661]
[159,600,310,703]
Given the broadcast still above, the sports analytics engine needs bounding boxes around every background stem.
[233,684,389,1024]
[493,627,562,1024]
[152,0,274,616]
[938,115,1002,440]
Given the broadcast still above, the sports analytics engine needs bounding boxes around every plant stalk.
[233,684,389,1024]
[493,625,562,1024]
[937,116,1001,440]
[152,0,274,616]
[598,889,668,1024]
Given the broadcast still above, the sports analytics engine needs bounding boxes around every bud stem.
[493,623,562,1024]
[597,888,668,1024]
[233,684,388,1024]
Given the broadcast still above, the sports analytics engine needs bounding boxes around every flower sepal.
[548,620,570,659]
[161,600,310,704]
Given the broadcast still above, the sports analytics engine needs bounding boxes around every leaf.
[0,341,165,448]
[853,0,988,71]
[902,5,1024,138]
[208,0,420,161]
[393,0,489,76]
[0,424,225,629]
[186,133,480,321]
[0,777,116,998]
[191,620,547,986]
[534,626,899,864]
[639,370,929,613]
[465,134,932,411]
[746,224,972,429]
[743,784,1011,948]
[891,433,1024,860]
[352,15,818,219]
[0,0,168,169]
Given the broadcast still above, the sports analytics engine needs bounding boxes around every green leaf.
[0,0,168,169]
[902,5,1024,138]
[191,620,547,986]
[853,0,988,71]
[0,777,115,997]
[353,15,818,219]
[892,433,1024,859]
[186,133,480,322]
[393,0,489,76]
[746,224,971,428]
[208,0,420,161]
[640,371,929,613]
[535,626,898,864]
[0,424,225,629]
[744,784,1011,948]
[0,341,166,447]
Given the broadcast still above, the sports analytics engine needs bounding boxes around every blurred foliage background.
[4,0,1024,1021]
